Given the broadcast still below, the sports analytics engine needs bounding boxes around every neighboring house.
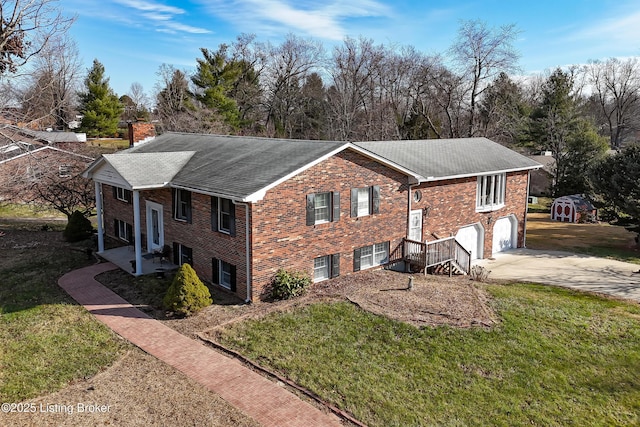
[0,144,95,203]
[84,133,540,302]
[527,151,555,196]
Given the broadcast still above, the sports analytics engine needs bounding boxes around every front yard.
[214,285,640,426]
[3,210,640,426]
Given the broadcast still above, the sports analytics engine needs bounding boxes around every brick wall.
[250,149,408,299]
[103,185,250,299]
[101,159,530,302]
[410,171,530,257]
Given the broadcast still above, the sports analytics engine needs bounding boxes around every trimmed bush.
[270,269,311,300]
[163,263,212,316]
[63,210,93,242]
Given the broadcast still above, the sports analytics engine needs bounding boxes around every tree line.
[1,0,640,242]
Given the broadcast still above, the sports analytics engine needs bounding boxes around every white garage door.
[492,216,516,254]
[456,224,482,260]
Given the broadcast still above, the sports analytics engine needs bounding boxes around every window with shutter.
[173,189,192,222]
[354,241,389,271]
[306,192,340,225]
[351,186,380,217]
[212,196,236,235]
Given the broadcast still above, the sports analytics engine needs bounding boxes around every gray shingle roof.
[103,151,195,188]
[127,133,347,199]
[354,138,541,180]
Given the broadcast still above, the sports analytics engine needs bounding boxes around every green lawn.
[0,203,66,219]
[218,285,640,426]
[0,228,126,402]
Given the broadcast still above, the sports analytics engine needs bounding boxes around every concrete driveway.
[476,248,640,303]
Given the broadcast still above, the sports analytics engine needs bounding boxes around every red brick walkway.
[58,263,343,427]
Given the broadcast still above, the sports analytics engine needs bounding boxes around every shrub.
[470,265,491,282]
[163,263,212,316]
[270,269,311,300]
[63,210,94,242]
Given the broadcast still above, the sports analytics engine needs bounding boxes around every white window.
[360,245,374,269]
[314,192,330,223]
[354,242,389,271]
[173,189,191,222]
[314,256,330,282]
[221,261,232,287]
[175,243,193,266]
[220,197,232,232]
[476,174,506,211]
[58,165,71,178]
[357,187,370,217]
[115,219,130,242]
[116,187,132,203]
[374,242,388,265]
[306,192,339,225]
[213,258,235,290]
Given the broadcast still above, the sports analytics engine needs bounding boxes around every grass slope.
[218,285,640,426]
[0,228,126,402]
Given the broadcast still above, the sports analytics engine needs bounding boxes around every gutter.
[233,200,252,303]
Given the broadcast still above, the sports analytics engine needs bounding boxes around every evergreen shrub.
[163,263,212,316]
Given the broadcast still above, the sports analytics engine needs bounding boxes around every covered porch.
[98,246,178,277]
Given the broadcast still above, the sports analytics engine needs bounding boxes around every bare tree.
[585,57,640,148]
[262,34,325,138]
[16,34,82,129]
[450,20,521,137]
[0,0,74,76]
[326,36,386,141]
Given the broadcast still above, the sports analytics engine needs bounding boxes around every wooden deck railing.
[402,237,471,275]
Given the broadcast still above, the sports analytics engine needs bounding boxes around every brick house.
[84,133,540,302]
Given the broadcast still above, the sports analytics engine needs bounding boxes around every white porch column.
[133,190,143,276]
[95,181,105,253]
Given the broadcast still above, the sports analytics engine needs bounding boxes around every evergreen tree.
[78,59,123,137]
[591,145,640,245]
[191,46,243,129]
[531,68,606,196]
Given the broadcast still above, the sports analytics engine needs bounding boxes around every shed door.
[492,216,516,254]
[456,224,482,260]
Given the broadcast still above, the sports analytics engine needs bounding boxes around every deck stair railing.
[402,237,471,275]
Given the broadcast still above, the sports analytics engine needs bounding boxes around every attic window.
[58,165,71,178]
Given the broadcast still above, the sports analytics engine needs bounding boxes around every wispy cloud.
[110,0,212,34]
[563,5,640,55]
[198,0,389,40]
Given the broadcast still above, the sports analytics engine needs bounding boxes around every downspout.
[523,171,531,248]
[233,200,252,303]
[95,181,105,253]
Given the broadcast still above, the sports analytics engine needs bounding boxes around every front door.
[409,209,423,241]
[146,201,164,252]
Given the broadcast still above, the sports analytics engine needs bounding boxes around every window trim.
[353,241,389,272]
[212,196,236,235]
[212,257,237,291]
[115,187,132,203]
[173,242,193,266]
[114,219,132,242]
[476,173,506,212]
[173,189,192,223]
[350,185,380,218]
[306,191,340,225]
[313,254,340,283]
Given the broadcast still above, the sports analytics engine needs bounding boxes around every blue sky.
[65,0,640,99]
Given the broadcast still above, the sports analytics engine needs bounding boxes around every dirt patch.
[314,270,498,328]
[193,269,498,342]
[1,349,260,427]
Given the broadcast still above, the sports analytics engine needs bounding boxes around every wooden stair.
[402,237,471,276]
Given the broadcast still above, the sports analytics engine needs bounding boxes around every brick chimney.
[128,121,156,147]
